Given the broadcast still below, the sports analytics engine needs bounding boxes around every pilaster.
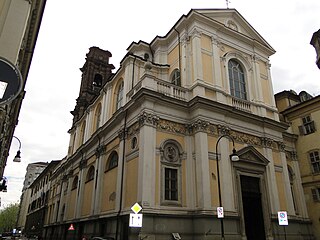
[191,28,203,82]
[192,120,211,209]
[137,112,157,207]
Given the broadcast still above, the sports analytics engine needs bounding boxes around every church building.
[43,9,313,240]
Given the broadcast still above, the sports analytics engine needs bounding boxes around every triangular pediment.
[193,9,275,53]
[236,145,269,166]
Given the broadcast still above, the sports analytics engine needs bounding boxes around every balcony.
[129,73,256,114]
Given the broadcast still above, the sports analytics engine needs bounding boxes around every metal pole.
[216,136,225,240]
[215,134,237,240]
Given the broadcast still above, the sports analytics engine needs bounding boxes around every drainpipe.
[131,57,136,89]
[174,28,181,71]
[115,110,128,240]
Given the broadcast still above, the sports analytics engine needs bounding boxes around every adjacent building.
[0,0,47,177]
[310,29,320,69]
[276,90,320,239]
[16,162,49,234]
[23,161,60,238]
[42,8,313,240]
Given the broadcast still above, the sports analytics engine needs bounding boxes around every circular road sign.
[0,57,23,105]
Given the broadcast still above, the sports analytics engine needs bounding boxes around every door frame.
[235,170,272,240]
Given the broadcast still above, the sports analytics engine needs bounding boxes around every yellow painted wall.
[168,45,179,70]
[100,168,118,212]
[201,35,213,84]
[205,89,216,99]
[209,158,218,207]
[261,78,272,105]
[202,53,213,84]
[272,151,282,166]
[87,156,96,165]
[81,180,93,216]
[259,60,268,76]
[124,158,138,208]
[107,138,120,152]
[276,171,287,210]
[266,109,274,119]
[156,131,185,146]
[201,35,212,52]
[67,190,77,220]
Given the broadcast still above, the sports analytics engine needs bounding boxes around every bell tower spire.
[71,47,114,124]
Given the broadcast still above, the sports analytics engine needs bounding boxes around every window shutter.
[311,188,318,201]
[298,125,306,135]
[311,121,316,132]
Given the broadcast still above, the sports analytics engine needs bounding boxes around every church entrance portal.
[240,175,266,240]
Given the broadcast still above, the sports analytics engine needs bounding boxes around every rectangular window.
[309,151,320,174]
[165,168,178,201]
[299,116,316,135]
[311,188,320,202]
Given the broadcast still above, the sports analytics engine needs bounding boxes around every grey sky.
[1,0,320,208]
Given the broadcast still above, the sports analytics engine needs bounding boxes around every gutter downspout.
[174,28,181,71]
[115,110,128,240]
[131,57,136,89]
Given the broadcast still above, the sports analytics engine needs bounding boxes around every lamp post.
[12,136,22,162]
[215,134,239,239]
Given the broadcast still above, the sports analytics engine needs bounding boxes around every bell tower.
[71,47,114,123]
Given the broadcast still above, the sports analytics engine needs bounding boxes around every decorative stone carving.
[157,119,187,134]
[227,20,238,31]
[138,112,159,127]
[160,140,182,165]
[164,143,179,163]
[217,125,230,135]
[212,35,225,52]
[230,131,261,146]
[251,54,261,63]
[118,128,127,141]
[127,122,140,137]
[286,150,298,161]
[180,33,190,45]
[189,119,210,133]
[277,141,286,152]
[190,27,202,38]
[79,158,87,170]
[95,145,106,157]
[260,137,273,148]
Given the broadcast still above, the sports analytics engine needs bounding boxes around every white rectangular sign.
[129,213,143,227]
[217,207,224,218]
[278,211,288,225]
[0,81,8,99]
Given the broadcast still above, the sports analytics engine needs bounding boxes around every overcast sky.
[1,0,320,209]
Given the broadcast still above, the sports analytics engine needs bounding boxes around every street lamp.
[215,134,239,239]
[12,136,22,162]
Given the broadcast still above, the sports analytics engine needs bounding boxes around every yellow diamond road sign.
[131,203,142,214]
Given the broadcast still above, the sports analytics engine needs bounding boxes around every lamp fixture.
[12,136,22,162]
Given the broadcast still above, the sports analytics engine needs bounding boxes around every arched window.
[171,69,181,86]
[71,176,78,190]
[106,151,118,170]
[288,165,297,213]
[116,81,124,110]
[160,140,182,204]
[86,165,95,182]
[79,121,86,145]
[228,59,247,100]
[94,103,102,131]
[93,74,103,87]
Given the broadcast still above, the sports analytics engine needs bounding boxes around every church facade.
[42,9,313,240]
